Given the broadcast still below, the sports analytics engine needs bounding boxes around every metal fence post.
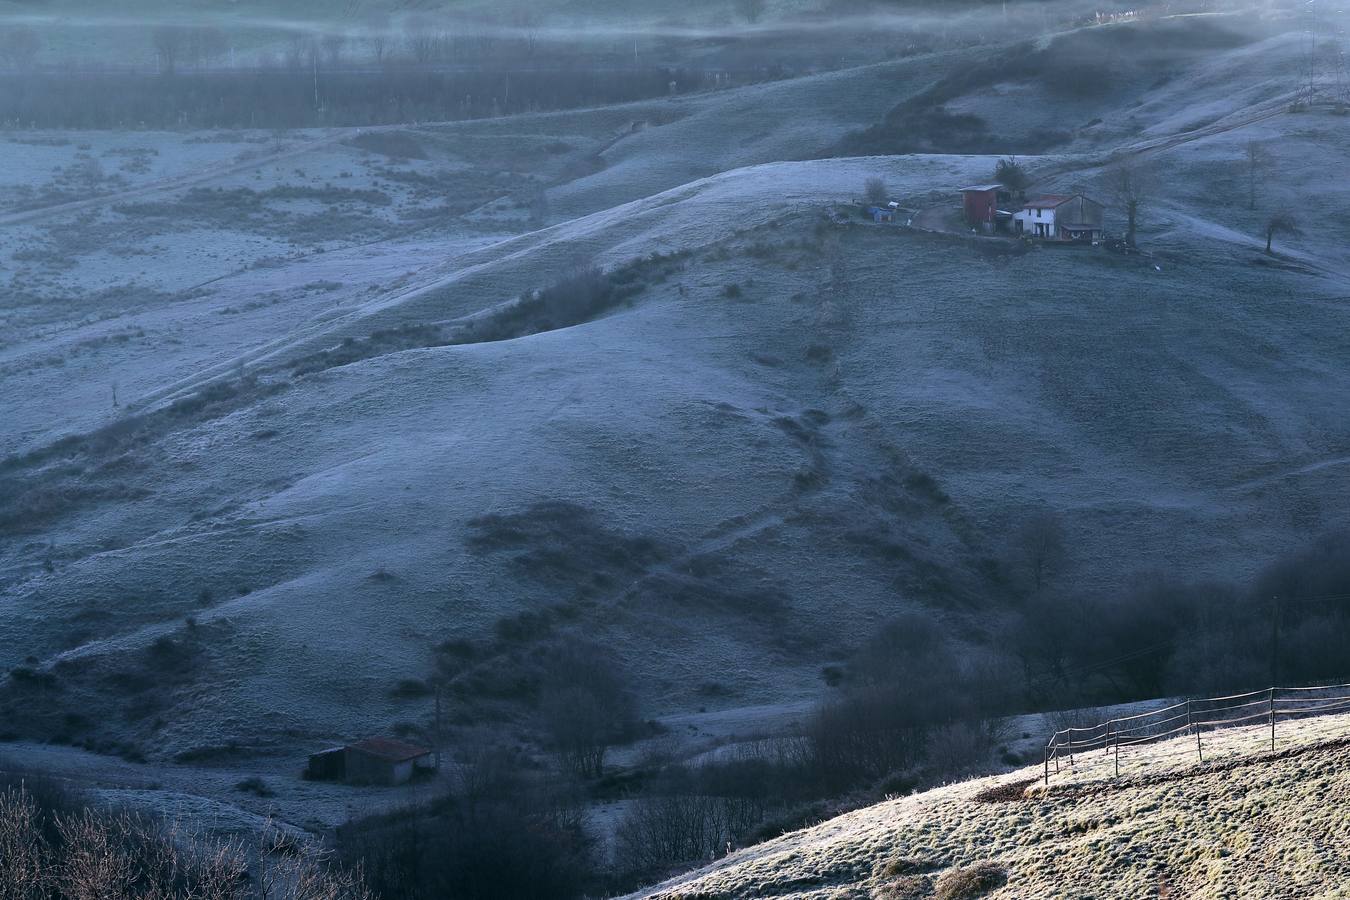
[1044,743,1049,786]
[1113,726,1119,777]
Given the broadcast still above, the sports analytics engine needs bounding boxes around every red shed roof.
[960,184,1004,193]
[348,737,431,762]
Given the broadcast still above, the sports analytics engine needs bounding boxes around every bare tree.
[1106,160,1153,247]
[512,7,543,56]
[537,639,637,780]
[406,17,448,64]
[1264,211,1302,255]
[364,14,393,66]
[151,26,186,75]
[1014,510,1066,594]
[1243,140,1273,210]
[864,176,889,205]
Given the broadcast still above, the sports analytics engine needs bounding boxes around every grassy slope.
[629,712,1350,899]
[1,16,1349,760]
[0,46,944,460]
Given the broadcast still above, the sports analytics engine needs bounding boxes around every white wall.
[1014,206,1057,237]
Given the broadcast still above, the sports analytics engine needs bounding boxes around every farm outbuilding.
[305,737,435,786]
[960,184,1015,232]
[305,746,346,781]
[1014,194,1105,242]
[346,737,435,785]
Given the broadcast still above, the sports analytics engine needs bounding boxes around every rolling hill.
[0,7,1347,787]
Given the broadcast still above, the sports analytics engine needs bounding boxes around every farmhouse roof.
[960,184,1004,192]
[348,737,431,763]
[1022,195,1073,209]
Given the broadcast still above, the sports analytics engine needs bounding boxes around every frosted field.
[630,710,1350,899]
[0,6,1348,848]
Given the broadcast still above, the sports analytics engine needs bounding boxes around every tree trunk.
[1266,230,1273,254]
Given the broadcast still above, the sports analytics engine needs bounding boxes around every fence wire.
[1044,682,1350,783]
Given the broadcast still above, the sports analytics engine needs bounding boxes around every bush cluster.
[0,770,366,899]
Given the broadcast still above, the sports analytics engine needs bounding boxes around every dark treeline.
[0,66,724,129]
[1012,528,1350,709]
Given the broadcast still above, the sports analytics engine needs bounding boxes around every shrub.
[234,775,275,797]
[0,775,366,899]
[875,875,933,900]
[467,500,665,587]
[878,856,941,878]
[934,862,1007,900]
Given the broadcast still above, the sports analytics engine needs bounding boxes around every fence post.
[1269,686,1276,752]
[1188,699,1203,762]
[1113,725,1119,777]
[1044,743,1049,786]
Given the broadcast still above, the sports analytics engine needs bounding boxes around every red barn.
[960,184,1014,231]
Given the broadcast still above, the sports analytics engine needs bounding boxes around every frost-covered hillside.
[1,11,1348,772]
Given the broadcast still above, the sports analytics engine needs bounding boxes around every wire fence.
[1043,682,1350,785]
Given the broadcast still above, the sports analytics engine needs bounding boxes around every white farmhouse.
[1013,194,1105,242]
